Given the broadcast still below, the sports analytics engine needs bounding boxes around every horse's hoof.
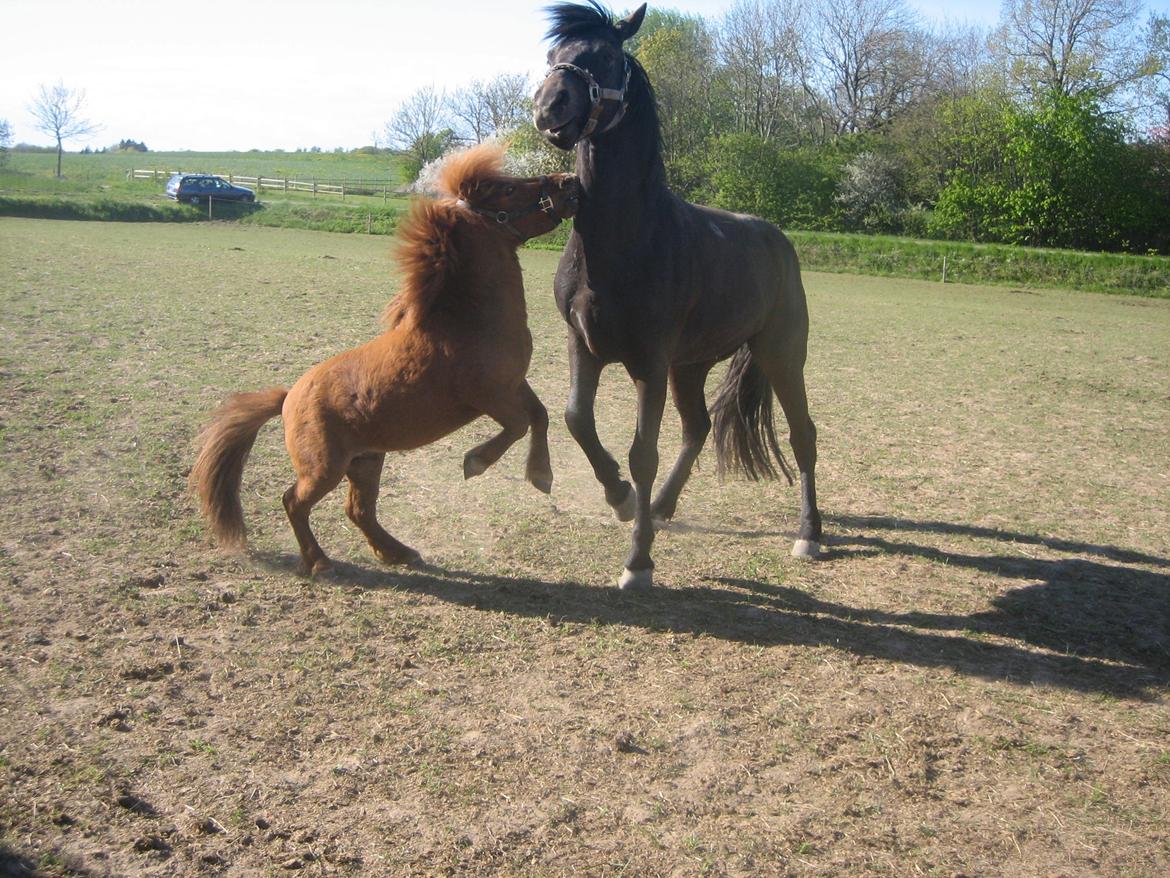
[528,470,553,495]
[308,557,334,578]
[612,487,636,522]
[618,567,653,591]
[463,456,488,479]
[791,539,823,560]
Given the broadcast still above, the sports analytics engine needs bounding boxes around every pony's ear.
[614,3,647,42]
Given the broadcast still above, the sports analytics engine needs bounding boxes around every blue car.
[166,174,256,205]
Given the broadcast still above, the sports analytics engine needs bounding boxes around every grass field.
[1,217,1168,876]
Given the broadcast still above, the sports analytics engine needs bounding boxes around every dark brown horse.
[190,144,579,574]
[533,2,823,590]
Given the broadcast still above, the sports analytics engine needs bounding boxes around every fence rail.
[129,169,398,199]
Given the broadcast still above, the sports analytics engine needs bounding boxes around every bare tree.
[0,118,12,168]
[28,81,100,178]
[718,0,816,142]
[994,0,1152,102]
[384,86,455,181]
[384,86,448,151]
[812,0,929,135]
[448,74,530,143]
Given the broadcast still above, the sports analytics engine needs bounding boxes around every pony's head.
[385,144,578,327]
[533,1,647,149]
[440,142,579,240]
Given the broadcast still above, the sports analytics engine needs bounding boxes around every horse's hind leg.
[750,332,822,558]
[282,458,348,576]
[345,453,420,565]
[650,361,714,523]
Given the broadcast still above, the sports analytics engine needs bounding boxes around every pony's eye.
[506,185,516,196]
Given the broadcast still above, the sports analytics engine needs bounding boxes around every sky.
[1,0,1163,153]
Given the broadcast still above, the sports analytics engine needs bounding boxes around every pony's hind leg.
[650,361,714,523]
[282,459,348,576]
[344,453,420,565]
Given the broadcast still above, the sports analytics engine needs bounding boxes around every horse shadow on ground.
[0,846,40,878]
[254,514,1170,699]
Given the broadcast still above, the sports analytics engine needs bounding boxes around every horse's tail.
[711,345,795,485]
[189,387,288,549]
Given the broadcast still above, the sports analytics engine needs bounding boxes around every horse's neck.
[574,113,666,258]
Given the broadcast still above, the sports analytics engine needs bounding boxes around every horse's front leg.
[618,363,669,591]
[564,331,635,520]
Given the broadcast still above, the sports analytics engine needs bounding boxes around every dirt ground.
[1,219,1168,876]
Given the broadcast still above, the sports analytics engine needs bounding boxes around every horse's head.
[438,143,578,241]
[533,1,646,150]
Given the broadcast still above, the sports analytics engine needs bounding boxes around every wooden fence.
[129,169,398,199]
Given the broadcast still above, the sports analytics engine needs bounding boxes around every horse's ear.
[614,3,647,42]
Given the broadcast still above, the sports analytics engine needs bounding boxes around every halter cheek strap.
[545,58,631,140]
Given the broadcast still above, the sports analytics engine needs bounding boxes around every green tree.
[930,90,1167,251]
[697,132,843,230]
[635,18,728,185]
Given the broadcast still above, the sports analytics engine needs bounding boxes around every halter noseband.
[543,57,631,141]
[456,176,573,240]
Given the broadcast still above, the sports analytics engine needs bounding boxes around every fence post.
[208,197,213,221]
[942,255,948,284]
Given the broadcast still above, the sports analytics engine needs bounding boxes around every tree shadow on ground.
[257,512,1169,699]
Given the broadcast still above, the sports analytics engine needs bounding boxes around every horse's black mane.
[544,1,618,44]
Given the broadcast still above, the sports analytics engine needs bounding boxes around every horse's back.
[667,199,806,362]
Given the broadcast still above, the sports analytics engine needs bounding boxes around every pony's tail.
[711,346,795,485]
[189,387,288,549]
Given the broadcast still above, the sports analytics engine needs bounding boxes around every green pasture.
[1,217,1168,875]
[4,149,1170,296]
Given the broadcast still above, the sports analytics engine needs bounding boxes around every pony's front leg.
[462,394,531,481]
[518,380,553,494]
[564,331,635,520]
[619,364,668,591]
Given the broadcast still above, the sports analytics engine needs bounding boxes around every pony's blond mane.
[383,144,511,327]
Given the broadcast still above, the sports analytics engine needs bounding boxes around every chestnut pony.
[190,145,579,574]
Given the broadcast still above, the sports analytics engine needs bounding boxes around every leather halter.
[543,57,631,140]
[456,176,574,240]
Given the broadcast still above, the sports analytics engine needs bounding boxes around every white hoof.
[791,539,823,560]
[618,567,653,591]
[612,488,636,522]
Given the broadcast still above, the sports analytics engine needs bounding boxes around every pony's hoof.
[463,455,488,479]
[376,545,421,566]
[308,557,334,578]
[612,487,636,522]
[791,539,823,560]
[618,567,653,591]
